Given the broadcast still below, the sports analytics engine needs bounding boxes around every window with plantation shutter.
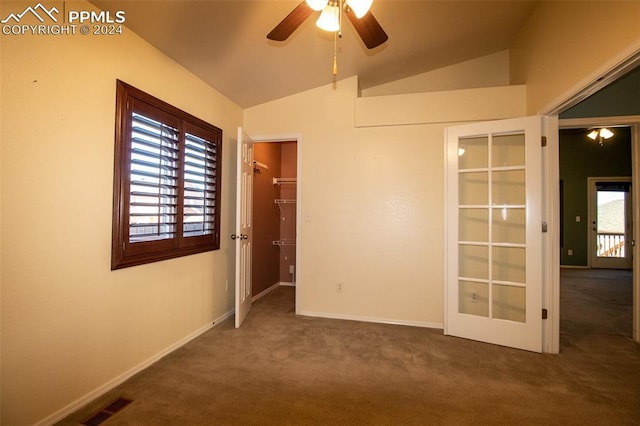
[112,81,222,269]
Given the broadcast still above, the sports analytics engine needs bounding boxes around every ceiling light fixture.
[587,128,614,146]
[315,0,373,32]
[346,0,373,18]
[316,1,340,32]
[312,0,374,76]
[306,0,329,11]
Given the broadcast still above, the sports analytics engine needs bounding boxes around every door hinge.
[542,308,548,320]
[541,136,547,147]
[542,222,548,233]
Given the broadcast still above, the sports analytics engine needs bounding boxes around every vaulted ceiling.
[89,0,539,108]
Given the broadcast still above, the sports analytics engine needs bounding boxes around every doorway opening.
[251,140,298,307]
[557,121,639,345]
[542,47,640,349]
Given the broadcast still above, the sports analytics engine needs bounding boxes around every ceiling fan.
[267,0,388,50]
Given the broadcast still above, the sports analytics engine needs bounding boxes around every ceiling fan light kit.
[316,2,340,32]
[587,128,615,146]
[268,0,388,76]
[345,0,373,18]
[306,0,329,11]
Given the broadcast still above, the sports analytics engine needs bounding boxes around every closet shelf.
[273,240,296,246]
[275,199,296,204]
[253,160,269,170]
[273,177,297,185]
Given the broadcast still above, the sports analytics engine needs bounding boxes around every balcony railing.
[597,233,625,257]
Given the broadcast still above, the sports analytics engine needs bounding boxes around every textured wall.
[0,1,242,423]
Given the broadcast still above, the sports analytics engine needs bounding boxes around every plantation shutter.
[183,129,218,238]
[129,112,179,243]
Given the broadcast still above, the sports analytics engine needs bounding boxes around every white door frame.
[246,132,303,315]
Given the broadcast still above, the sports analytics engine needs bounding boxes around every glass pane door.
[589,178,632,269]
[446,116,543,353]
[458,133,527,323]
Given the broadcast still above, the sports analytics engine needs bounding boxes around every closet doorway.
[251,140,298,305]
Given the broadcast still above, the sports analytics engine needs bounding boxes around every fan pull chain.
[332,0,342,77]
[332,31,338,76]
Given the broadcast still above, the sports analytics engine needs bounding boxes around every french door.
[445,116,543,352]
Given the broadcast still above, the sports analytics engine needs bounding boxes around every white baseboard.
[37,308,234,426]
[252,282,281,302]
[252,282,296,302]
[298,310,444,330]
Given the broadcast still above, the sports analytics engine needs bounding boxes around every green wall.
[561,66,640,118]
[559,127,632,266]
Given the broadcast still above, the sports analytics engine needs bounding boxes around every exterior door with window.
[445,116,543,352]
[234,127,253,328]
[588,177,633,269]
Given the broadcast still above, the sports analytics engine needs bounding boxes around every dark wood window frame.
[111,80,222,270]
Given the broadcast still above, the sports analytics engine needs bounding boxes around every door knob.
[240,234,248,240]
[231,234,238,240]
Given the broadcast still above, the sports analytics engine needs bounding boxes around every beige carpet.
[60,269,640,425]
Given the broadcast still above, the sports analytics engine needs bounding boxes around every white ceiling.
[89,0,539,108]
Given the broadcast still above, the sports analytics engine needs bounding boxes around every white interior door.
[445,116,543,352]
[588,177,633,269]
[234,127,253,328]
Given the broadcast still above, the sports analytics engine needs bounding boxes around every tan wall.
[0,1,242,424]
[510,0,640,114]
[252,143,282,296]
[362,50,511,97]
[244,75,526,327]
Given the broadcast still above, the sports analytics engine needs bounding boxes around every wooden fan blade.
[345,8,388,49]
[267,2,314,41]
